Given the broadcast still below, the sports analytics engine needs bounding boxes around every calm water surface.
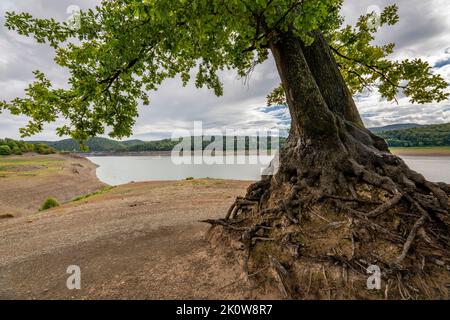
[88,155,450,186]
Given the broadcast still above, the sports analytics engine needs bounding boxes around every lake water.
[88,155,450,186]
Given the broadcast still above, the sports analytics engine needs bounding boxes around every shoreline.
[390,147,450,157]
[80,150,278,157]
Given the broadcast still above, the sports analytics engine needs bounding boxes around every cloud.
[435,58,450,69]
[356,89,450,128]
[1,0,450,140]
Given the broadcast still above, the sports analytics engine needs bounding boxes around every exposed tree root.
[269,255,294,299]
[366,193,403,218]
[395,212,428,265]
[204,124,450,300]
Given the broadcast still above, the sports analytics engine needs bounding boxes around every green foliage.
[72,186,115,202]
[0,138,55,155]
[378,123,450,147]
[33,143,56,155]
[267,4,449,106]
[39,198,60,211]
[126,138,180,152]
[1,0,448,142]
[1,0,345,141]
[0,145,12,155]
[11,146,23,155]
[31,137,127,152]
[267,85,287,107]
[330,5,448,104]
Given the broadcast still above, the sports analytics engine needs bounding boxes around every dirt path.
[0,178,252,299]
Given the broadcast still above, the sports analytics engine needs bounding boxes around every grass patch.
[0,157,64,177]
[39,198,60,211]
[0,157,62,166]
[188,179,218,186]
[72,186,115,202]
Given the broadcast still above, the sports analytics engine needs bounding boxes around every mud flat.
[0,153,106,218]
[0,154,253,299]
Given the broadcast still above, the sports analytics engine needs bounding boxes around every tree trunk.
[269,30,340,144]
[301,31,364,128]
[301,30,389,152]
[206,30,450,300]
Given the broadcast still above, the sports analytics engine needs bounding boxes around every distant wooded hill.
[374,123,450,147]
[28,136,285,153]
[22,123,450,152]
[368,123,424,133]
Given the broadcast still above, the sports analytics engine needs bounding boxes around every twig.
[350,232,356,259]
[252,237,275,245]
[395,197,430,264]
[322,266,331,300]
[305,269,313,298]
[269,255,292,299]
[201,219,247,231]
[324,195,382,205]
[366,193,403,218]
[309,208,331,223]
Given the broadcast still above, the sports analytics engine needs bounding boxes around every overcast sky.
[0,0,449,141]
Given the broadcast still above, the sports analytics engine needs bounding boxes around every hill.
[368,123,423,133]
[29,137,128,152]
[27,136,286,153]
[377,123,450,147]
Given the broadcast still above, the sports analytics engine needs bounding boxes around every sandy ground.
[0,154,106,217]
[0,155,252,299]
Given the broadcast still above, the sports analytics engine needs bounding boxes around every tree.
[33,143,56,155]
[11,146,22,155]
[1,0,450,299]
[0,145,12,156]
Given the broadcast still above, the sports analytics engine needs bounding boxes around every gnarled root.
[205,131,450,300]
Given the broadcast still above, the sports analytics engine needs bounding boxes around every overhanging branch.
[330,45,407,91]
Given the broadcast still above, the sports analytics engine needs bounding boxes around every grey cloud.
[341,0,450,56]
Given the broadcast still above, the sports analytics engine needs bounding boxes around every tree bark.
[269,30,342,149]
[301,30,389,153]
[301,30,364,127]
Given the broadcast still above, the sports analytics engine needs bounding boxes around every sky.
[0,0,450,141]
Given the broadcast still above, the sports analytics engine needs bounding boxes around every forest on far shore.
[1,122,449,154]
[0,138,55,156]
[377,123,450,147]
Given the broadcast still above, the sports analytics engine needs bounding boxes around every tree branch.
[330,45,407,92]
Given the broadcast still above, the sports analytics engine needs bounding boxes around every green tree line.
[0,138,56,156]
[28,136,286,153]
[377,123,450,147]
